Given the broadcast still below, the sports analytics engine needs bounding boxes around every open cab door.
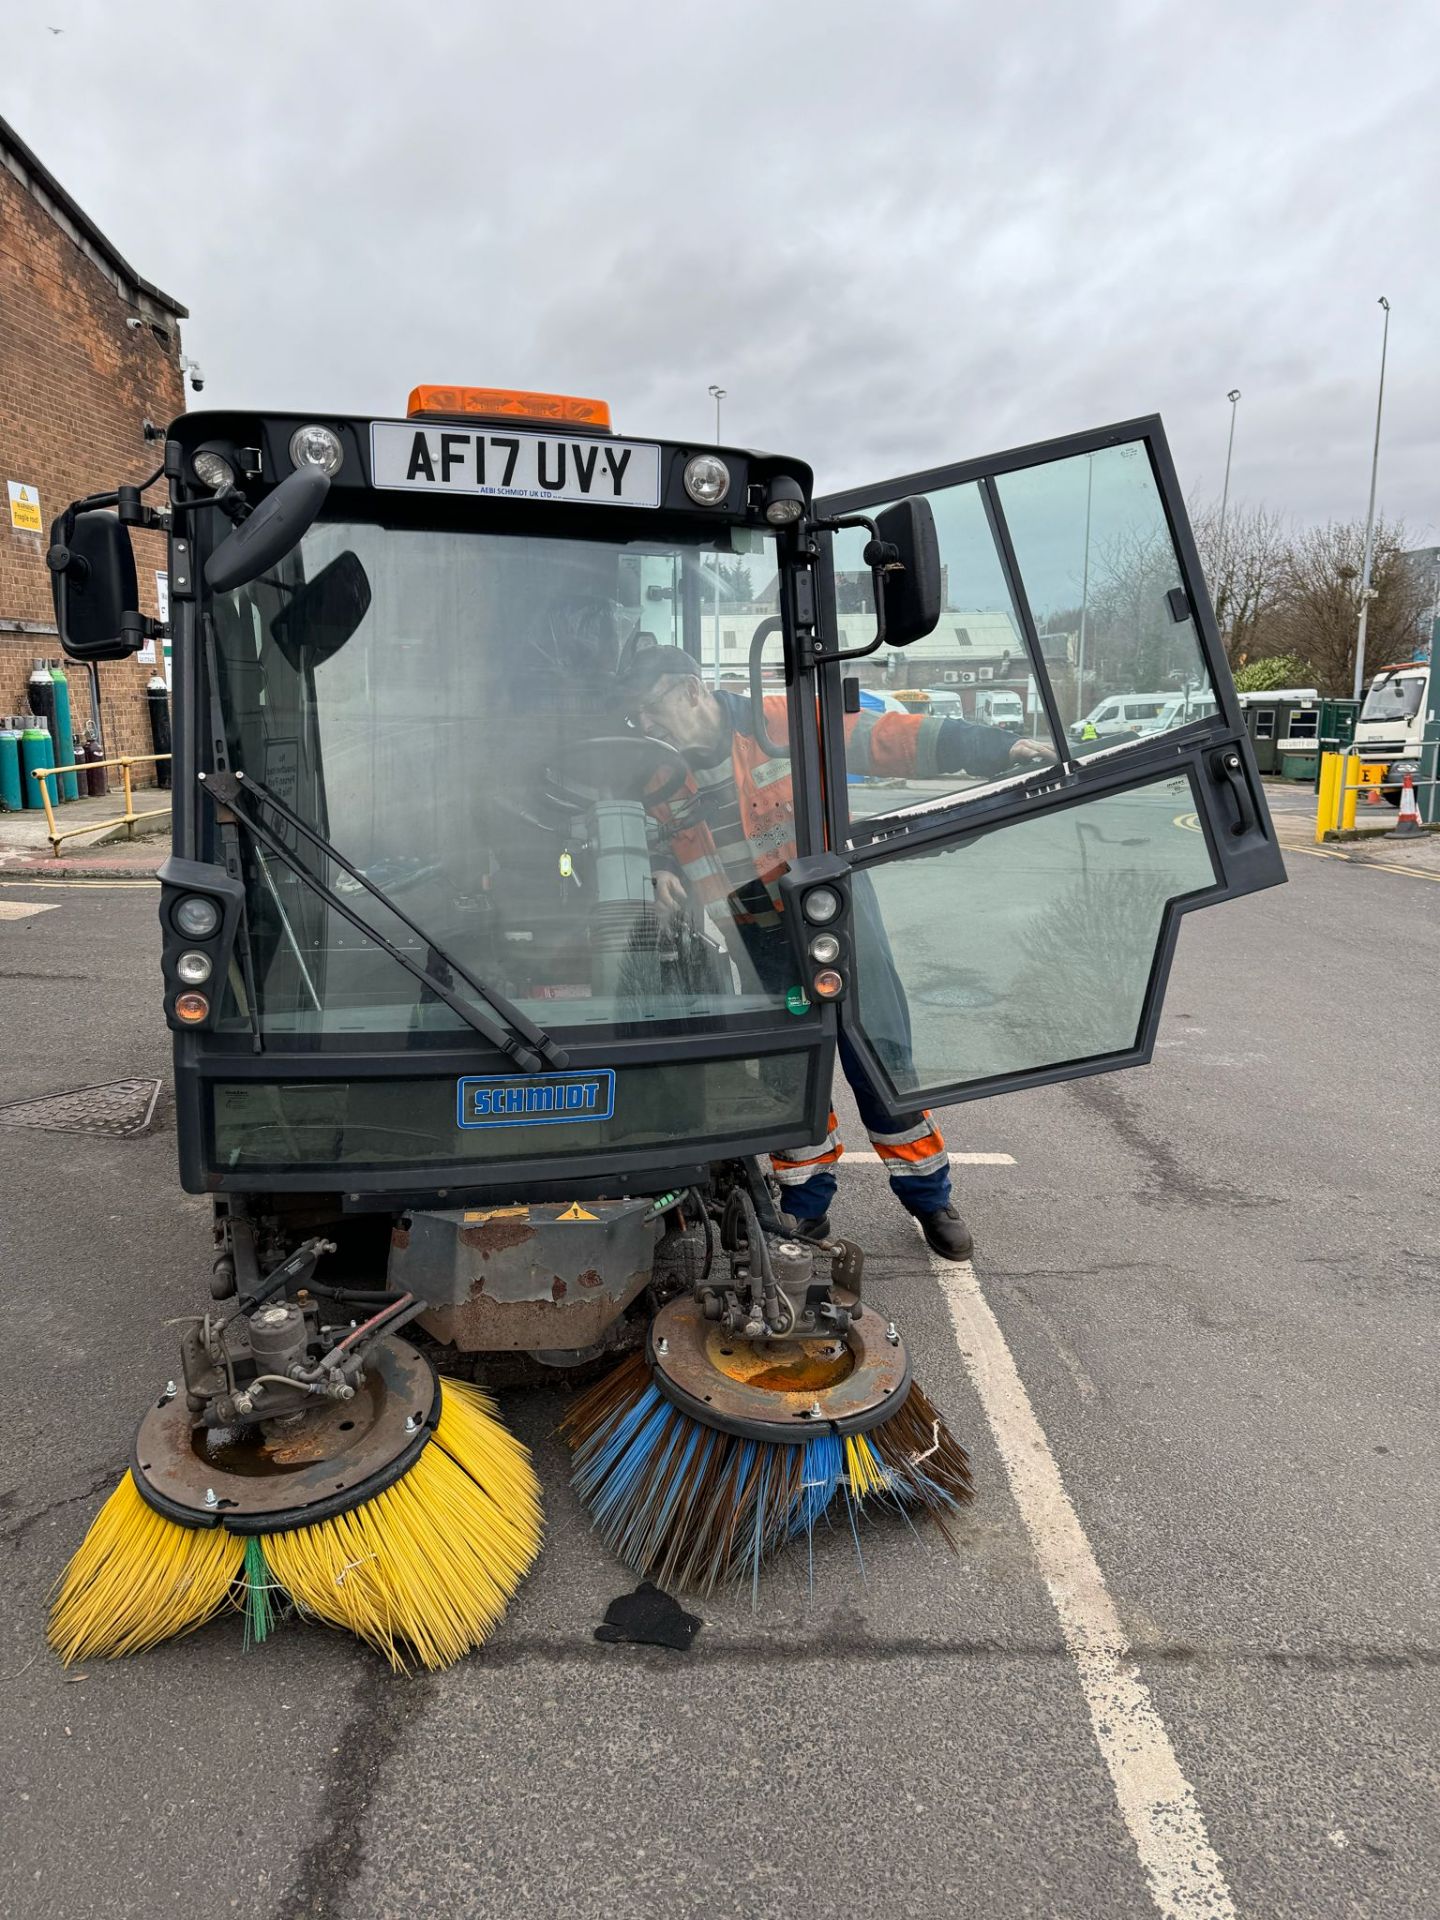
[813,417,1285,1124]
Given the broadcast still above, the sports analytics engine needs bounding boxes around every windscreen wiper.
[199,767,568,1075]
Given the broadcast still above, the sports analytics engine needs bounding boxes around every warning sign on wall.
[7,482,42,532]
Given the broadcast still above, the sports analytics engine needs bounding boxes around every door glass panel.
[833,482,1063,831]
[851,773,1217,1097]
[994,442,1214,758]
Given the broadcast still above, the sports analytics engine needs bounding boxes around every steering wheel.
[558,735,692,807]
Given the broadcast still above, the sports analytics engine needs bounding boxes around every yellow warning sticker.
[462,1205,530,1222]
[556,1201,599,1221]
[8,481,42,532]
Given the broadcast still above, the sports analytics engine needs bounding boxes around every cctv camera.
[190,373,205,392]
[125,316,143,331]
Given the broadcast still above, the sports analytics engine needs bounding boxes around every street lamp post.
[1352,297,1391,703]
[1075,451,1094,729]
[1218,389,1241,541]
[707,384,726,442]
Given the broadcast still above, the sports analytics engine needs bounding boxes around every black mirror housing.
[47,509,142,662]
[873,497,941,648]
[269,549,373,668]
[206,465,330,594]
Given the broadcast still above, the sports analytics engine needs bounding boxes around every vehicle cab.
[47,392,1285,1233]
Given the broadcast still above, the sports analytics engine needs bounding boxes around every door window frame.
[813,415,1244,853]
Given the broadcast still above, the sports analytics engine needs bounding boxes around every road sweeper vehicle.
[45,387,1284,1667]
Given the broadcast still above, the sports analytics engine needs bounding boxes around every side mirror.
[206,465,331,594]
[47,509,142,662]
[872,497,941,648]
[269,549,373,668]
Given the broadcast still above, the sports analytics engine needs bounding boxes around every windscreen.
[1360,674,1425,723]
[208,514,802,1040]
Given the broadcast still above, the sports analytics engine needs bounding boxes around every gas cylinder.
[147,673,172,788]
[27,661,54,736]
[49,659,80,801]
[82,732,109,798]
[0,718,23,812]
[20,715,56,809]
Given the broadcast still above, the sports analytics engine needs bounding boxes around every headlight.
[177,950,213,985]
[192,450,235,491]
[812,969,844,998]
[173,894,221,938]
[808,933,841,964]
[802,885,842,925]
[683,455,730,506]
[764,475,806,526]
[174,992,210,1025]
[289,423,344,476]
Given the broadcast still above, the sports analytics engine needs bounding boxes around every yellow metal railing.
[30,753,171,858]
[1315,747,1438,842]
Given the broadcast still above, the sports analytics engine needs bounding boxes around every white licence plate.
[370,421,660,508]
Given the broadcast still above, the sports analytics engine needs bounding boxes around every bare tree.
[1189,501,1288,666]
[1266,518,1428,694]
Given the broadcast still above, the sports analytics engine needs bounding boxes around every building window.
[1254,711,1276,739]
[722,631,736,651]
[1288,710,1319,739]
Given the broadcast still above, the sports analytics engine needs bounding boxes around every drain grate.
[0,1077,162,1139]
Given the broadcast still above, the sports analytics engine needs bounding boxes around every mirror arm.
[806,511,905,662]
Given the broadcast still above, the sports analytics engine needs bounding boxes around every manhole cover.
[0,1078,161,1139]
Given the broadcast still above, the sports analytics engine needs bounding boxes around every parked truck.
[1353,661,1433,802]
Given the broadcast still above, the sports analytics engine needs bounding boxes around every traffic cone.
[1366,774,1383,806]
[1393,773,1423,837]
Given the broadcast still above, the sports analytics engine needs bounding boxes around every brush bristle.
[264,1378,542,1670]
[48,1379,541,1671]
[561,1353,971,1593]
[48,1472,245,1664]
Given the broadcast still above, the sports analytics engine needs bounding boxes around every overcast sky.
[6,0,1437,538]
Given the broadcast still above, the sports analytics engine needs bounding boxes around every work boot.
[914,1205,974,1262]
[782,1213,833,1247]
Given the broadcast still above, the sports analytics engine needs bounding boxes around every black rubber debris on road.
[595,1582,703,1651]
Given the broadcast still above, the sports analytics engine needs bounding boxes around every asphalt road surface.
[2,826,1436,1920]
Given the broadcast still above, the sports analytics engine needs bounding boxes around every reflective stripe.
[881,1145,950,1180]
[875,1121,952,1175]
[772,1150,842,1185]
[772,1112,842,1177]
[867,1118,938,1149]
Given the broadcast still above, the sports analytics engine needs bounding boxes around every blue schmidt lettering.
[456,1069,616,1130]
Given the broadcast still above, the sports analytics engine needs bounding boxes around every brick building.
[1,114,186,789]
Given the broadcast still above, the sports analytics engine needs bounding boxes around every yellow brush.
[49,1378,541,1672]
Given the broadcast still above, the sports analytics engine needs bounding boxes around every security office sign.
[371,422,659,509]
[8,482,41,532]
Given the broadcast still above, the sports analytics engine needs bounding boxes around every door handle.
[1210,746,1253,838]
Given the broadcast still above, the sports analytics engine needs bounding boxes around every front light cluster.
[290,423,345,476]
[162,890,230,1029]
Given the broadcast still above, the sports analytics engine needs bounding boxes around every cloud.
[7,0,1437,537]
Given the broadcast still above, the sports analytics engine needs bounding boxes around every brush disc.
[645,1293,912,1440]
[563,1301,972,1592]
[130,1336,440,1535]
[49,1343,542,1669]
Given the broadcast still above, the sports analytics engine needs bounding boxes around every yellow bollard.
[1316,753,1340,843]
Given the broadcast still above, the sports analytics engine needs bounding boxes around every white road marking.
[934,1255,1238,1920]
[845,1149,1017,1165]
[0,900,58,920]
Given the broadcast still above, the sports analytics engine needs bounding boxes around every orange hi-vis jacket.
[645,688,1004,924]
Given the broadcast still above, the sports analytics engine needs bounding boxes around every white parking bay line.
[0,900,58,920]
[846,1150,1016,1165]
[934,1256,1237,1920]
